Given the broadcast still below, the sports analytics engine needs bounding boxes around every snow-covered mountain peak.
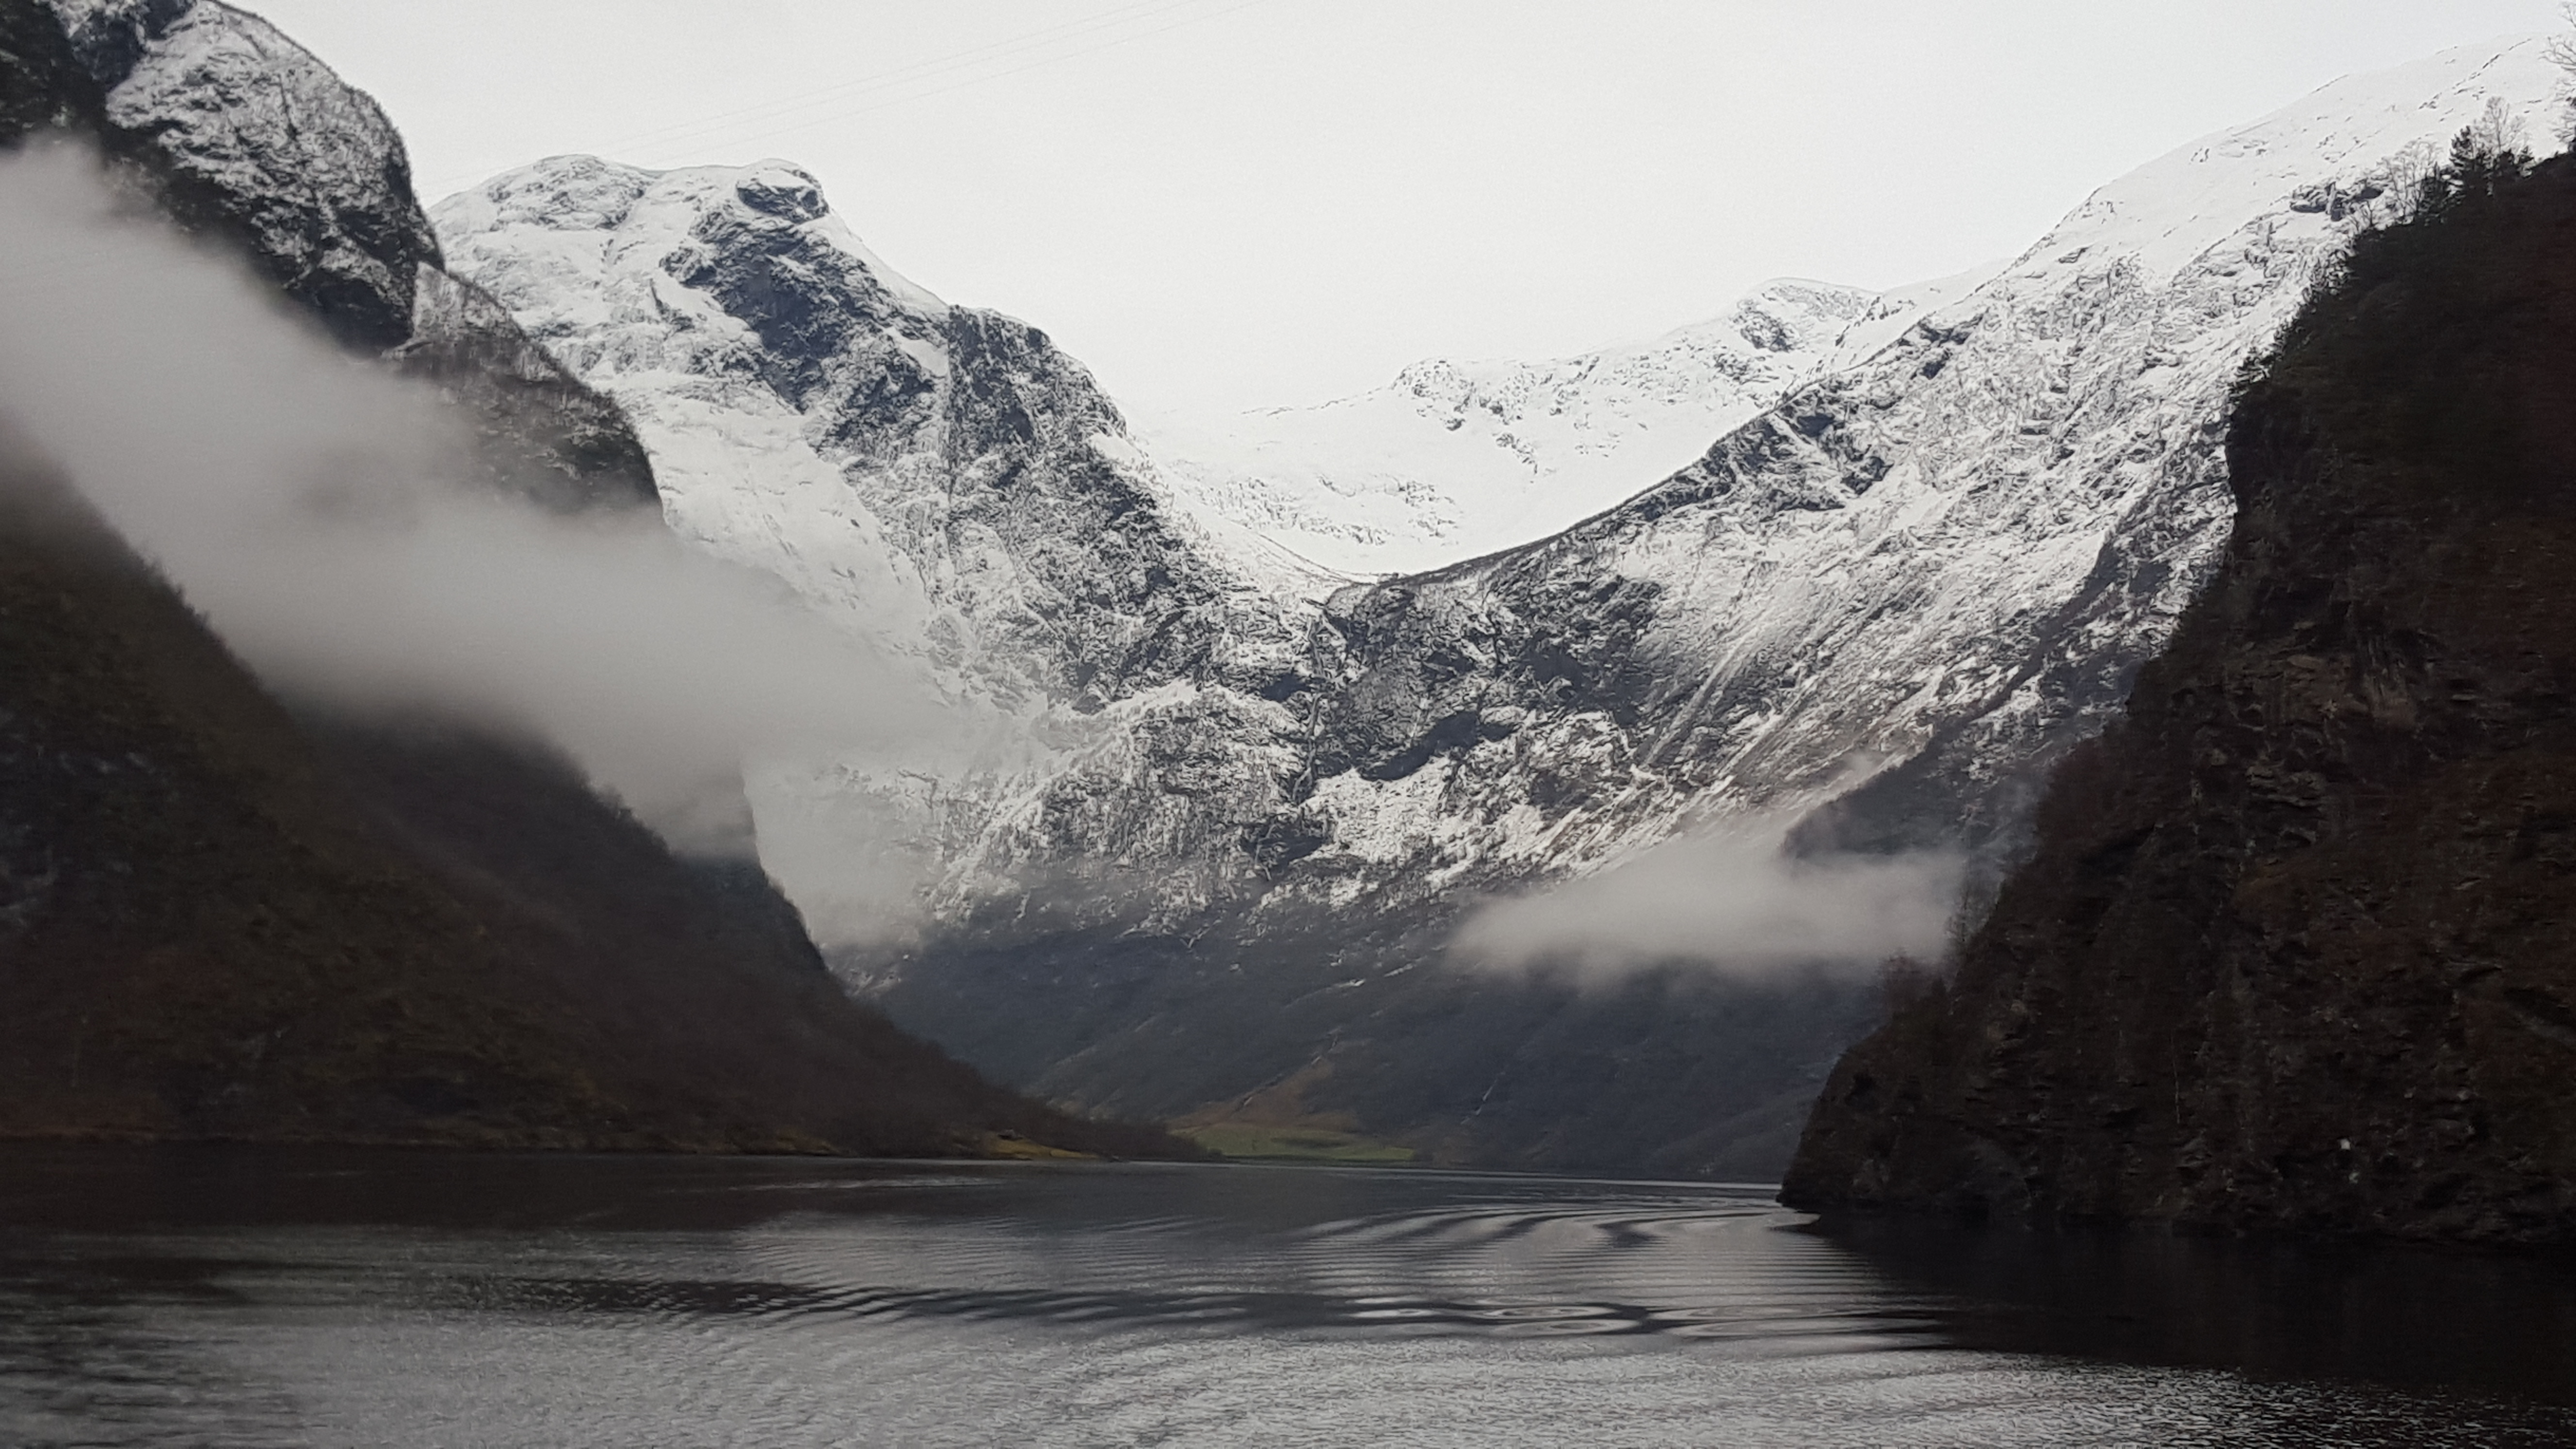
[438,146,1349,939]
[1132,269,1992,578]
[1724,277,1878,353]
[1155,38,2566,586]
[437,156,952,352]
[1976,37,2560,300]
[438,158,1324,685]
[449,153,652,234]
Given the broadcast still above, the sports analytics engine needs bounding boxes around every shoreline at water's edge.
[1788,1204,2576,1261]
[0,1124,1208,1163]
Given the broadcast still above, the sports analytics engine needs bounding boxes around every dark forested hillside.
[0,449,1170,1154]
[1786,146,2576,1243]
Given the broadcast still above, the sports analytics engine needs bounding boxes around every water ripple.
[1,1153,2570,1448]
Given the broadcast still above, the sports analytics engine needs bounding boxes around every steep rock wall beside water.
[433,43,2569,1178]
[1786,150,2576,1244]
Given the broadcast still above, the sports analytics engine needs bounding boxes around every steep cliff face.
[24,0,656,508]
[434,157,1318,699]
[433,42,2568,1176]
[1786,151,2576,1244]
[44,0,434,349]
[433,155,1327,943]
[388,264,659,514]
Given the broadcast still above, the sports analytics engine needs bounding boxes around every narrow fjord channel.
[2,1148,2569,1447]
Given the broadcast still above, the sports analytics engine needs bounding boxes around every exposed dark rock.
[0,0,102,138]
[8,0,659,510]
[387,265,658,513]
[1786,152,2576,1243]
[43,0,437,350]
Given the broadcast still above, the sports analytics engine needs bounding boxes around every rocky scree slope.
[0,0,1173,1157]
[1786,148,2576,1245]
[433,43,2566,1177]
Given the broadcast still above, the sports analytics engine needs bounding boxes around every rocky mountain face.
[432,41,2566,1176]
[1786,147,2576,1245]
[432,155,1891,1177]
[46,0,430,348]
[432,155,1329,947]
[32,0,654,509]
[0,0,1176,1158]
[1137,273,1994,578]
[435,156,1320,698]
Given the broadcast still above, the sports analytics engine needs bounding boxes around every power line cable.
[717,0,1272,135]
[579,0,1225,152]
[419,0,1269,196]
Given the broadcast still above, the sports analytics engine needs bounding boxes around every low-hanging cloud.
[1451,817,1964,980]
[0,143,946,852]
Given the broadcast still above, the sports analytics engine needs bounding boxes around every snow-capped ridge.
[440,154,952,322]
[1134,266,2014,578]
[1985,36,2559,289]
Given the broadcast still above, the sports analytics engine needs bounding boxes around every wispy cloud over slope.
[0,145,937,846]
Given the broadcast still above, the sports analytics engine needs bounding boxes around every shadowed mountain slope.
[0,452,1171,1155]
[1787,148,2576,1244]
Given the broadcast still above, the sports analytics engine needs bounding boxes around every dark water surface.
[1,1147,2571,1447]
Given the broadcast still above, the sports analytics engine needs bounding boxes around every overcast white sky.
[251,0,2565,415]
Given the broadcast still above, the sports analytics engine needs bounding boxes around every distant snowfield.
[1132,36,2564,582]
[1131,269,2001,578]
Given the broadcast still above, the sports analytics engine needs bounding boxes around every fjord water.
[1,1150,2569,1447]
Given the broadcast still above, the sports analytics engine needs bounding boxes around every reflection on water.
[0,1147,2569,1447]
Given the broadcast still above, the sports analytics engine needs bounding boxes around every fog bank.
[0,145,939,850]
[1452,819,1964,981]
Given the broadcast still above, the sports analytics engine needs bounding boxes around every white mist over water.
[1453,818,1964,980]
[0,144,944,850]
